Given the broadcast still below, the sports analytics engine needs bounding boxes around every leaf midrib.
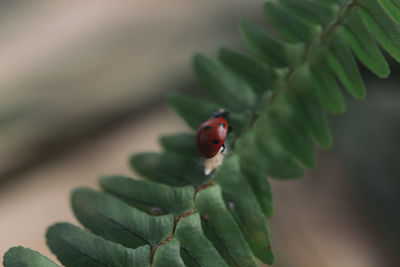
[181,246,202,267]
[202,218,242,267]
[62,240,109,266]
[96,208,152,246]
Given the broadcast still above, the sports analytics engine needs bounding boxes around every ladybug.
[196,110,229,158]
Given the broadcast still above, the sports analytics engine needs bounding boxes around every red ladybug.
[196,110,229,158]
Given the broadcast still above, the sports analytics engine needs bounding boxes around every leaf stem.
[149,181,216,265]
[272,1,357,102]
[249,1,357,127]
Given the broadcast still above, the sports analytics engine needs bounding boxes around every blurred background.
[0,1,399,266]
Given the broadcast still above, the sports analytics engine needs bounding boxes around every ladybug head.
[211,109,228,118]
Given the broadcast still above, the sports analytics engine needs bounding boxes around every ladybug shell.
[196,116,228,158]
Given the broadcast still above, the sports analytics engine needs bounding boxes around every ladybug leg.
[228,126,233,133]
[221,144,225,153]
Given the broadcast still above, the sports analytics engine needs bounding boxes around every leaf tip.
[377,67,391,79]
[354,89,367,101]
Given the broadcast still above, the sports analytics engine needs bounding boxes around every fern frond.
[4,0,400,266]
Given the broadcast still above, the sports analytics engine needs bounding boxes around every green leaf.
[279,0,340,26]
[243,171,273,217]
[46,223,150,267]
[290,92,332,149]
[310,61,346,114]
[159,132,199,157]
[318,0,352,5]
[287,67,333,149]
[100,176,195,217]
[218,47,280,94]
[3,247,59,267]
[264,1,322,43]
[235,131,273,217]
[317,0,342,5]
[338,0,353,5]
[227,110,253,136]
[264,154,304,178]
[173,213,229,267]
[71,188,174,248]
[130,152,207,186]
[327,35,366,100]
[167,92,218,129]
[193,54,256,112]
[272,117,315,168]
[267,96,317,169]
[215,155,274,265]
[342,9,390,78]
[152,240,186,267]
[379,0,400,24]
[195,185,259,267]
[239,20,305,68]
[358,0,400,62]
[254,113,304,178]
[178,249,199,267]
